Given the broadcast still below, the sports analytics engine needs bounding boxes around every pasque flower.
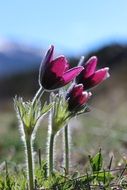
[47,87,91,176]
[63,84,91,175]
[39,45,83,90]
[66,84,92,112]
[76,56,110,90]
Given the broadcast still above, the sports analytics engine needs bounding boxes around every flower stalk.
[64,124,69,175]
[25,135,34,190]
[14,88,52,189]
[32,86,44,107]
[47,93,69,176]
[48,132,55,176]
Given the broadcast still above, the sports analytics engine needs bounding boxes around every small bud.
[66,84,92,112]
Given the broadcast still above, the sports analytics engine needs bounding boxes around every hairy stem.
[32,86,44,107]
[48,132,55,176]
[64,124,69,175]
[26,136,34,190]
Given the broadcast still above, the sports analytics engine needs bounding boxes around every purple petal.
[78,91,92,105]
[39,45,54,85]
[68,90,92,111]
[83,56,97,78]
[71,84,84,97]
[41,70,61,90]
[78,93,88,105]
[65,61,70,71]
[61,66,84,85]
[66,84,83,100]
[82,67,109,89]
[91,67,109,84]
[44,45,54,65]
[50,56,68,76]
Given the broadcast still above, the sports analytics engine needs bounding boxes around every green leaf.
[89,150,103,172]
[41,102,53,115]
[51,94,70,134]
[94,171,114,184]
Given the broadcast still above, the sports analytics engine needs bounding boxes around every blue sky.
[0,0,127,55]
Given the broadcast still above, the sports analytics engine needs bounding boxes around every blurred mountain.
[0,38,42,78]
[85,43,127,70]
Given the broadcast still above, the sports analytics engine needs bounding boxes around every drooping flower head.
[76,56,110,90]
[39,45,83,91]
[66,84,92,112]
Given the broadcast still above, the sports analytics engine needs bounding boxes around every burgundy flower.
[66,84,92,111]
[39,45,83,90]
[76,56,110,90]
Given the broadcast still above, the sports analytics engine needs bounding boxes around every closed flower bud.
[66,84,92,112]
